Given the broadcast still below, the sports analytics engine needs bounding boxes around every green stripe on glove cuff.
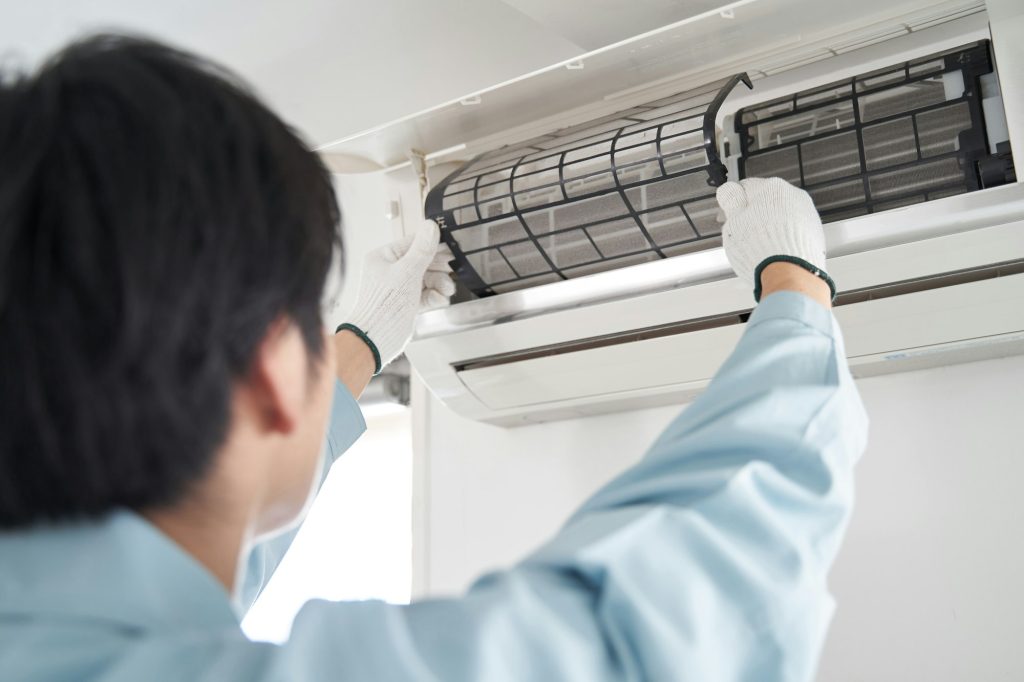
[336,323,383,375]
[753,255,837,303]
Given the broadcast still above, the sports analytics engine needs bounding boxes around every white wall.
[414,354,1024,680]
[819,356,1024,681]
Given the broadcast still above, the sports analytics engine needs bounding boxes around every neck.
[143,495,253,594]
[141,420,271,594]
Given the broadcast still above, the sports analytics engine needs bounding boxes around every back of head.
[0,35,341,528]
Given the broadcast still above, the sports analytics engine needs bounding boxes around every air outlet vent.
[426,74,752,297]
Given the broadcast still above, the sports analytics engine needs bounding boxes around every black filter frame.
[426,73,753,297]
[735,41,996,223]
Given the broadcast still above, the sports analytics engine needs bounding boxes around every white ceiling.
[0,0,732,149]
[500,0,733,50]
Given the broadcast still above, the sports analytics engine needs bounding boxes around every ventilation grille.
[426,74,752,297]
[736,41,995,222]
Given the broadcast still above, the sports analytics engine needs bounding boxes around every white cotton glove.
[716,177,834,302]
[339,219,456,374]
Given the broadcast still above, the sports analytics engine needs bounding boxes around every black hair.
[0,35,341,527]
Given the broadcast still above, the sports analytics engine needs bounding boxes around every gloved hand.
[338,219,455,374]
[716,177,835,302]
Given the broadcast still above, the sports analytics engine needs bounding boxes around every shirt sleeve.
[224,290,868,681]
[236,379,366,613]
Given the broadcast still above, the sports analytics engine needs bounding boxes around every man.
[0,36,867,680]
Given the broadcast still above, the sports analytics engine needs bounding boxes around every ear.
[244,317,310,435]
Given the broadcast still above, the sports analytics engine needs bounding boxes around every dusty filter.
[736,41,1012,221]
[425,74,752,297]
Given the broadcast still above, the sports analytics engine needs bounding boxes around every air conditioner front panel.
[457,272,1024,415]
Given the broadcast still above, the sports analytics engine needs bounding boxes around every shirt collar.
[0,510,239,631]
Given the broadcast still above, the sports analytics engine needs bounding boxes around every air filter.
[736,41,1000,222]
[425,74,752,297]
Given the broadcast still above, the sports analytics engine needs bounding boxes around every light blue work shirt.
[0,292,868,681]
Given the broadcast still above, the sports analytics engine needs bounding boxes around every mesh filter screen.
[426,74,752,297]
[736,41,993,223]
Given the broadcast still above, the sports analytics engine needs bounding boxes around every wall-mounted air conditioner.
[332,1,1024,426]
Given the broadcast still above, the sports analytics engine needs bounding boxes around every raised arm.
[233,180,863,680]
[169,181,867,681]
